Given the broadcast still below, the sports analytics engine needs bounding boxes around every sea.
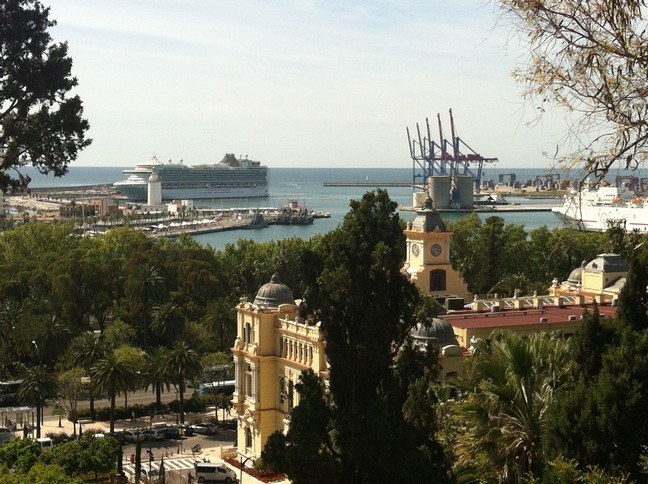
[20,165,611,250]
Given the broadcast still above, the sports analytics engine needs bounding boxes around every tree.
[500,0,648,179]
[56,367,84,436]
[90,352,136,433]
[451,331,572,482]
[296,190,446,482]
[69,333,108,420]
[143,346,172,411]
[0,0,91,193]
[17,364,57,439]
[261,370,339,483]
[165,341,201,425]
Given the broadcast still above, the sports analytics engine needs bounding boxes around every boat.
[269,199,314,225]
[113,153,268,201]
[552,183,648,232]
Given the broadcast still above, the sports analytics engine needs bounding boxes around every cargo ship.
[113,154,268,201]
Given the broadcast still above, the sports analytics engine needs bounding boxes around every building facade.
[231,274,327,462]
[403,198,471,304]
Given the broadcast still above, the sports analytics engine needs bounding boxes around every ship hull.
[552,204,648,232]
[114,183,268,201]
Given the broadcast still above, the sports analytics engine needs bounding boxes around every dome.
[253,273,295,308]
[584,253,629,273]
[567,267,583,284]
[410,318,458,348]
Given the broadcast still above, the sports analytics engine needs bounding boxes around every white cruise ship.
[552,183,648,232]
[113,154,268,201]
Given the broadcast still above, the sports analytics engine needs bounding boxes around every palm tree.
[91,352,137,433]
[144,347,173,411]
[151,302,184,346]
[451,331,572,483]
[18,365,58,438]
[127,263,164,347]
[165,341,202,424]
[70,333,108,420]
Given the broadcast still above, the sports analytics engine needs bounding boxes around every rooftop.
[446,304,617,330]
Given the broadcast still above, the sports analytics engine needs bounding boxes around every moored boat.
[552,183,648,232]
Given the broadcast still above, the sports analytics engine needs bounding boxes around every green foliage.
[0,0,91,193]
[262,370,339,483]
[40,434,119,476]
[0,438,41,473]
[0,462,83,484]
[449,215,608,295]
[450,331,572,482]
[272,190,449,482]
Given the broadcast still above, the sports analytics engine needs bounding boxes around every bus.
[194,380,235,397]
[0,380,23,406]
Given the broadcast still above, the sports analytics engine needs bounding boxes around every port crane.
[406,109,498,190]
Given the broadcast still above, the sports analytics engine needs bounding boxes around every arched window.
[430,269,446,291]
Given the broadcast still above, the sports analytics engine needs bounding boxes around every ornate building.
[403,198,471,303]
[231,274,327,462]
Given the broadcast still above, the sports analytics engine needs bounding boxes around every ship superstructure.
[114,154,269,201]
[552,183,648,232]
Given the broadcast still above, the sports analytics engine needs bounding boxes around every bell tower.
[404,198,471,302]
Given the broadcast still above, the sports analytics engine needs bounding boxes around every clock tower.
[404,197,471,302]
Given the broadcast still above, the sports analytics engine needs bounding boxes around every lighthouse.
[147,170,162,206]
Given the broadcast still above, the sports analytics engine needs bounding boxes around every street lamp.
[31,341,43,439]
[240,455,254,482]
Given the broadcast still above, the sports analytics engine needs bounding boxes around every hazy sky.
[45,0,569,169]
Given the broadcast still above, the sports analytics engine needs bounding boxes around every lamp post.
[240,455,254,482]
[31,341,42,438]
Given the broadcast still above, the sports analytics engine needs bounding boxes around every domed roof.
[253,273,295,308]
[410,318,458,348]
[567,267,583,284]
[585,253,629,273]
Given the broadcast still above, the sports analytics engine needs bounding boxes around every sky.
[44,0,570,169]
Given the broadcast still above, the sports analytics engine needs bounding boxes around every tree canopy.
[0,0,91,192]
[500,0,648,179]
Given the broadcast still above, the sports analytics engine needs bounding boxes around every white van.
[194,462,237,482]
[36,437,53,449]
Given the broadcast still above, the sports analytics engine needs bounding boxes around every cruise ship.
[552,183,648,232]
[113,154,269,201]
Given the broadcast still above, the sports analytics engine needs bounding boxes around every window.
[244,364,253,398]
[430,269,446,291]
[245,427,252,449]
[288,380,294,409]
[243,323,251,344]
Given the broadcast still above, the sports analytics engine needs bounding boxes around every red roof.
[446,304,617,330]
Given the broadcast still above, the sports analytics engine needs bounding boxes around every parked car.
[221,419,237,430]
[194,462,237,482]
[142,428,166,441]
[178,424,194,437]
[163,426,181,439]
[122,430,145,443]
[191,422,219,435]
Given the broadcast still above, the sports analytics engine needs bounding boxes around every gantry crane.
[406,109,498,190]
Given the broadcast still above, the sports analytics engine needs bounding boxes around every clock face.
[431,243,442,257]
[411,243,420,257]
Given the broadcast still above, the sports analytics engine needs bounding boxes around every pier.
[323,182,412,187]
[400,204,559,213]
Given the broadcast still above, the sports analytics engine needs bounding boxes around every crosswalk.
[122,457,199,480]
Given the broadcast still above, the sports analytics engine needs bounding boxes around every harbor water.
[23,166,574,249]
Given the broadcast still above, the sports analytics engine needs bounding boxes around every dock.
[400,204,559,213]
[323,182,412,187]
